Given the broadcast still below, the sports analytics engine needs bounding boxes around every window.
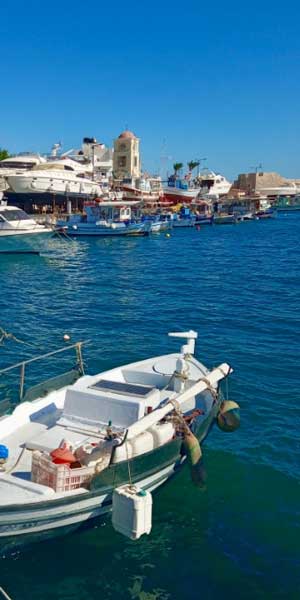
[118,156,126,168]
[119,143,126,151]
[0,209,31,221]
[0,161,36,169]
[134,156,138,167]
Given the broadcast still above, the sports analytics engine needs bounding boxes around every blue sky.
[1,0,300,180]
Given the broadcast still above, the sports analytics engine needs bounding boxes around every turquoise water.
[1,215,300,598]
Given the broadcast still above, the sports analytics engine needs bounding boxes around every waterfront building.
[234,171,299,197]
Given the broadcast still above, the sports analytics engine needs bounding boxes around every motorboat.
[6,160,101,198]
[0,203,53,253]
[60,201,150,237]
[0,153,46,192]
[0,331,239,551]
[196,170,232,199]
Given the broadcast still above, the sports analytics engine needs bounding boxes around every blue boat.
[59,202,150,237]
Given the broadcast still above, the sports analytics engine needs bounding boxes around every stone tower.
[113,130,140,180]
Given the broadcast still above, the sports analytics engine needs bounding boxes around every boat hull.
[0,399,218,553]
[66,224,149,237]
[163,188,199,204]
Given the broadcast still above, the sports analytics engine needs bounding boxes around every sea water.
[0,214,299,599]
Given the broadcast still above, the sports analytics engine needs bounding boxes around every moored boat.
[0,331,239,552]
[145,215,172,233]
[0,203,53,253]
[60,201,150,237]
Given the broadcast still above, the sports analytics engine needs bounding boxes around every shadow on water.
[1,450,300,600]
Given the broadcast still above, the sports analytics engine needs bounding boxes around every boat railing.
[0,341,87,404]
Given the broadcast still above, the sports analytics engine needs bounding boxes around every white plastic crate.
[31,451,94,492]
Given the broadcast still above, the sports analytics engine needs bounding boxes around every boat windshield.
[0,209,31,221]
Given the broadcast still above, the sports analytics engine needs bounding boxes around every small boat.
[172,207,196,227]
[60,201,150,237]
[0,331,239,551]
[0,203,53,253]
[213,213,237,225]
[144,215,172,233]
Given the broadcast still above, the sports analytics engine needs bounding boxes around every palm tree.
[173,162,183,177]
[0,148,10,161]
[187,160,200,173]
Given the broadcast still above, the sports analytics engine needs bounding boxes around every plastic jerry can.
[112,484,152,540]
[149,422,175,449]
[130,431,154,458]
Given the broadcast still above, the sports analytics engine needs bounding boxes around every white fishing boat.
[60,202,150,237]
[0,331,240,552]
[0,204,53,253]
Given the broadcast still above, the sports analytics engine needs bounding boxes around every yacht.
[6,159,101,198]
[196,170,232,199]
[0,204,53,252]
[0,153,46,192]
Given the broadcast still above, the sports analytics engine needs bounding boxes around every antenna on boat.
[168,330,198,356]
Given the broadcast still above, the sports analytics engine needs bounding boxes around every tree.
[173,162,183,176]
[187,160,200,173]
[0,148,10,161]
